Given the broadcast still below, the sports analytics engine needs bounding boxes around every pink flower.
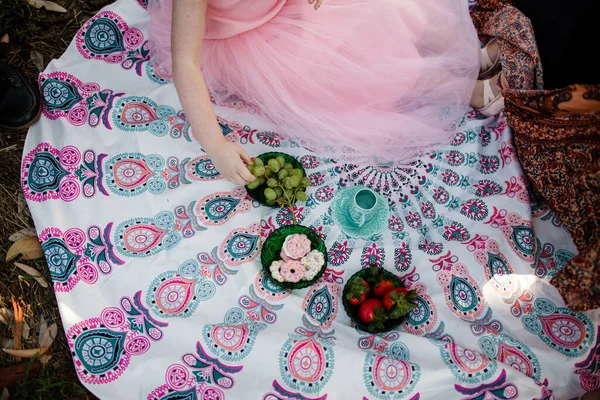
[279,260,306,283]
[282,234,311,260]
[280,249,294,262]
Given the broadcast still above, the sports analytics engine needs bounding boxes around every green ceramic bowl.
[342,268,409,333]
[245,152,306,207]
[261,225,327,290]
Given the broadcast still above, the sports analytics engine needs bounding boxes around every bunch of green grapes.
[246,156,310,206]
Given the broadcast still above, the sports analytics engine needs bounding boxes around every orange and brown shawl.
[472,0,600,310]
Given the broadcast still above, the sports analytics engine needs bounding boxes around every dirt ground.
[1,1,113,398]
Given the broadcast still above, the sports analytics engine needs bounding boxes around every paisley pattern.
[575,327,600,391]
[454,370,518,399]
[262,380,328,400]
[38,225,123,292]
[441,342,497,384]
[478,334,541,381]
[218,222,262,267]
[21,144,222,202]
[68,291,167,384]
[146,259,216,319]
[24,2,596,399]
[302,281,341,330]
[521,298,595,357]
[194,188,251,226]
[69,320,130,384]
[435,261,485,322]
[279,320,336,395]
[39,71,122,128]
[401,290,438,336]
[148,342,243,400]
[362,342,420,399]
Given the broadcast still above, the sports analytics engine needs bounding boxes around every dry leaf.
[1,388,9,400]
[14,262,49,288]
[39,354,53,365]
[30,49,44,72]
[0,309,29,339]
[38,323,57,349]
[9,228,37,242]
[0,309,30,340]
[21,320,30,341]
[38,316,48,343]
[0,34,9,44]
[2,338,13,349]
[6,236,44,262]
[25,0,68,12]
[2,347,49,358]
[0,308,12,326]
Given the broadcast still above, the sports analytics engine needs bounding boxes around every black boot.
[0,62,42,132]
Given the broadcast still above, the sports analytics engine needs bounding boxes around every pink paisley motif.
[120,101,158,125]
[497,342,534,378]
[122,224,167,254]
[371,355,412,391]
[211,324,250,353]
[112,159,155,189]
[539,314,586,349]
[155,277,196,315]
[287,339,326,383]
[448,343,491,373]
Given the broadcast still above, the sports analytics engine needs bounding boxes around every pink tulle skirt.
[148,0,480,161]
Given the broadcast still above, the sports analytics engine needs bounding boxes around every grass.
[1,0,114,398]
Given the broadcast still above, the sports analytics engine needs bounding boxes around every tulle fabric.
[148,0,480,162]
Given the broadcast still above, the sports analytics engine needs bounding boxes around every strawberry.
[382,287,409,311]
[366,265,396,298]
[345,277,371,306]
[358,298,388,331]
[383,288,418,320]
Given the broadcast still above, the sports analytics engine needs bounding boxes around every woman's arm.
[171,0,217,148]
[171,0,255,185]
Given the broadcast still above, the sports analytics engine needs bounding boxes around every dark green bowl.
[261,225,327,290]
[342,268,409,333]
[245,152,306,207]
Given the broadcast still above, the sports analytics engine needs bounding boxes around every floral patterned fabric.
[471,0,543,91]
[505,85,600,311]
[22,0,599,399]
[474,0,600,312]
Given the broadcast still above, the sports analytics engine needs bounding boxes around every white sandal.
[476,77,504,117]
[479,38,500,80]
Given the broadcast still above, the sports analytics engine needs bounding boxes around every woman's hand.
[308,0,323,10]
[205,139,255,185]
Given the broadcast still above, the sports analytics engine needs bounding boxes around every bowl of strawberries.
[342,265,418,333]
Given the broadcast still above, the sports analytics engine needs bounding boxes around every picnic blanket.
[22,0,600,398]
